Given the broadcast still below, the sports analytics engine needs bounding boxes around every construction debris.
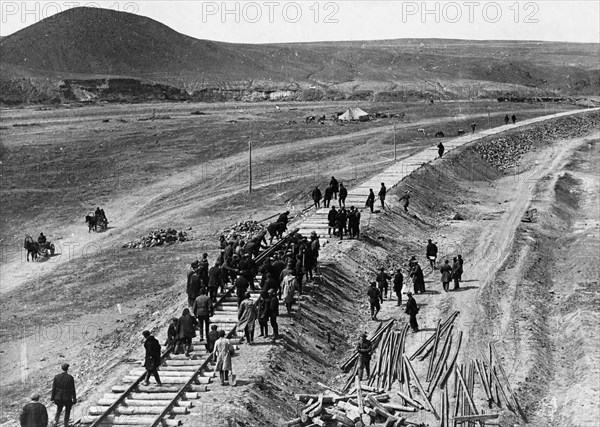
[123,228,189,249]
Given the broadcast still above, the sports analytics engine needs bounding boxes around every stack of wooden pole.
[341,320,395,392]
[367,324,410,391]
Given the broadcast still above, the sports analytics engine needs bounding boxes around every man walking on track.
[393,268,404,305]
[142,331,162,387]
[312,186,322,209]
[330,176,339,199]
[440,259,452,292]
[51,363,77,427]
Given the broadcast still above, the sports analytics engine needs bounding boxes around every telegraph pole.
[393,123,397,161]
[248,141,252,194]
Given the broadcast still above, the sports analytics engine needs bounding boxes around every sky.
[1,0,599,43]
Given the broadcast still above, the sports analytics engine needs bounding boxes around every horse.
[86,215,97,232]
[24,236,39,262]
[267,222,287,244]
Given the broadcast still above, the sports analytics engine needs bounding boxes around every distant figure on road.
[339,183,348,208]
[367,282,383,320]
[398,191,411,212]
[504,114,510,125]
[511,114,517,124]
[51,363,77,427]
[142,331,162,386]
[440,259,452,292]
[378,183,387,210]
[405,291,419,332]
[20,393,47,427]
[366,189,375,213]
[437,142,445,158]
[426,239,438,269]
[311,186,322,209]
[471,122,477,133]
[330,176,339,199]
[356,332,373,381]
[457,254,464,282]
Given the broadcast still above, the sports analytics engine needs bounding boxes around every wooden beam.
[403,355,440,420]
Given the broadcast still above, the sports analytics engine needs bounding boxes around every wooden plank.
[403,356,440,420]
[454,414,500,422]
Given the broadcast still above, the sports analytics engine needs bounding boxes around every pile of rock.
[221,221,266,241]
[473,112,600,172]
[123,228,189,249]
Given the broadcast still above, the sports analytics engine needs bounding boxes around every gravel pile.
[473,112,600,172]
[123,228,189,249]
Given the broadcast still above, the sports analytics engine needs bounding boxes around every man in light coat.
[213,330,233,386]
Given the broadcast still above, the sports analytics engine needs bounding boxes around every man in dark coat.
[239,253,257,290]
[398,191,410,212]
[504,114,510,125]
[234,275,249,306]
[437,141,445,158]
[164,317,180,354]
[323,186,333,208]
[276,211,290,226]
[199,253,209,287]
[440,259,452,292]
[268,289,280,339]
[177,308,197,357]
[376,267,391,300]
[256,290,270,337]
[367,282,383,320]
[206,324,220,362]
[208,261,222,302]
[339,183,348,208]
[311,186,322,209]
[378,183,387,210]
[366,189,375,213]
[393,269,404,306]
[452,257,462,290]
[426,239,438,269]
[51,363,76,427]
[471,121,477,133]
[329,176,339,199]
[511,114,517,124]
[38,233,47,245]
[142,331,162,386]
[193,288,213,341]
[356,333,373,381]
[336,208,347,240]
[20,393,47,427]
[405,292,419,332]
[410,262,425,294]
[457,254,464,282]
[187,269,201,309]
[328,206,338,236]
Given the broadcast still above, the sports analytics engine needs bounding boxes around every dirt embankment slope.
[208,112,600,425]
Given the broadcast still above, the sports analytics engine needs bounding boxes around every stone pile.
[473,112,600,172]
[221,221,266,241]
[123,228,189,249]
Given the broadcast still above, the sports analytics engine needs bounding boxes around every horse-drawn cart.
[85,212,109,232]
[24,236,55,261]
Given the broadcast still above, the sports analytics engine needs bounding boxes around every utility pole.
[393,123,397,161]
[248,141,252,194]
[487,106,491,129]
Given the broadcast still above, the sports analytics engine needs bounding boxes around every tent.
[338,107,370,122]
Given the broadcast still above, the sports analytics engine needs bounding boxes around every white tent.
[338,107,370,121]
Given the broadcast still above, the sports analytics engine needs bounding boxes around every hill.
[1,7,598,104]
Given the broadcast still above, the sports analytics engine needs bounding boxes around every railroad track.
[79,229,299,427]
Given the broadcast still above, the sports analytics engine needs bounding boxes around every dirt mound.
[122,228,189,248]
